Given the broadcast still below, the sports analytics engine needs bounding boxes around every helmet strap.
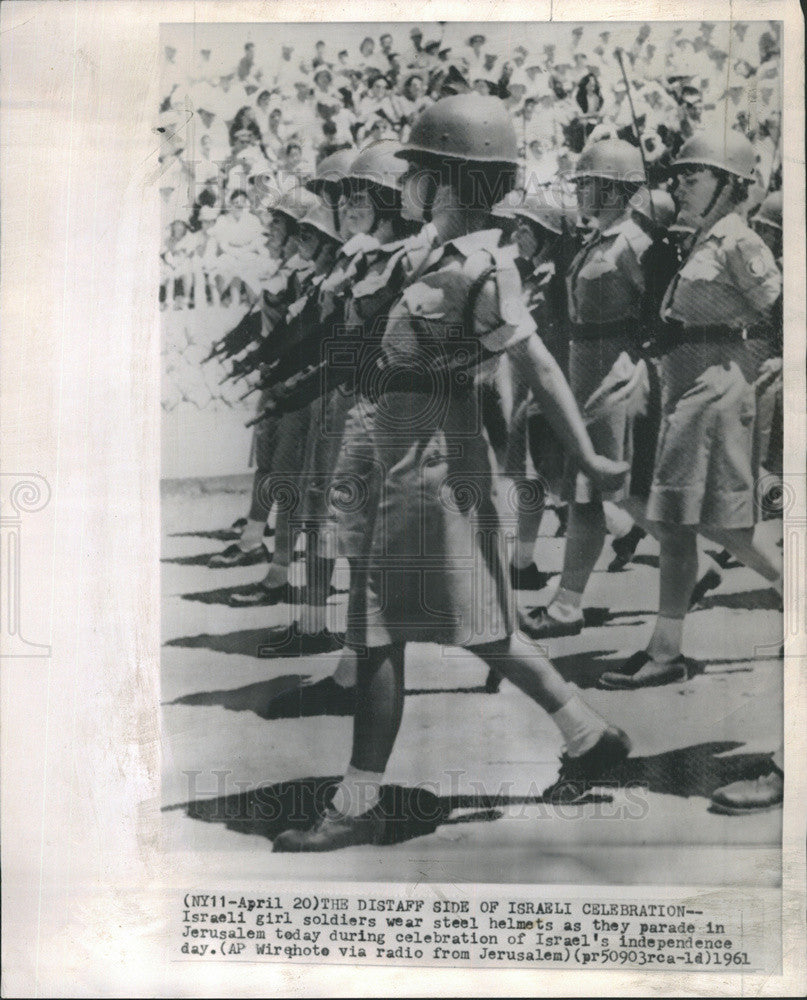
[699,168,730,220]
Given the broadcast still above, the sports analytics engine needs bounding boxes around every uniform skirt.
[567,336,648,504]
[247,389,281,522]
[353,386,514,649]
[298,386,354,556]
[646,341,756,528]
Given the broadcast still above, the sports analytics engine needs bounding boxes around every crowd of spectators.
[158,21,782,315]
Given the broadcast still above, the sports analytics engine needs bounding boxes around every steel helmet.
[271,186,319,225]
[672,129,757,181]
[630,186,677,229]
[400,94,520,164]
[298,201,344,244]
[305,148,356,196]
[347,139,409,191]
[574,138,645,183]
[752,189,782,230]
[513,188,569,235]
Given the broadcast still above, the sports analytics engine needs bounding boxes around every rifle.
[201,307,262,363]
[614,47,656,225]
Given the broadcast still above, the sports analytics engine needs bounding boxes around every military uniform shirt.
[567,214,652,326]
[660,211,781,329]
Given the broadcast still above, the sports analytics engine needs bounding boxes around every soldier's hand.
[584,456,631,492]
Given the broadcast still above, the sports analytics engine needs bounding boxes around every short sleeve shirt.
[567,215,651,325]
[660,212,782,329]
[381,228,536,365]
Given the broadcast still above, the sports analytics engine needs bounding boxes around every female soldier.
[226,198,344,620]
[218,153,355,573]
[528,139,654,640]
[239,141,412,659]
[503,188,577,592]
[208,186,319,568]
[272,96,633,852]
[598,130,782,690]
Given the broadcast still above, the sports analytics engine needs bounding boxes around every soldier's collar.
[340,232,380,258]
[599,210,637,239]
[692,211,748,249]
[443,227,503,257]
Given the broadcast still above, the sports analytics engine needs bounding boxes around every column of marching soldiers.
[192,94,784,851]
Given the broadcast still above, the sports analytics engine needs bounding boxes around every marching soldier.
[527,139,655,639]
[243,141,413,658]
[272,96,633,852]
[502,188,577,592]
[598,130,783,690]
[208,186,319,568]
[228,198,345,628]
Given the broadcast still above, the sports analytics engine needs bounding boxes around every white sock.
[330,765,383,817]
[548,587,583,623]
[299,602,326,635]
[551,693,608,757]
[332,650,357,688]
[603,501,634,540]
[514,539,536,569]
[647,615,684,663]
[239,517,265,550]
[262,561,288,588]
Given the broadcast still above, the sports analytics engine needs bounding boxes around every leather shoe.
[228,582,291,607]
[207,543,268,569]
[709,768,783,815]
[607,525,646,571]
[543,726,632,803]
[258,625,344,657]
[521,607,583,640]
[273,805,385,852]
[597,651,693,690]
[688,567,722,609]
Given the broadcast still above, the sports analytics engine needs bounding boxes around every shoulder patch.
[747,255,767,277]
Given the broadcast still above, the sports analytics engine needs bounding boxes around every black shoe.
[484,668,501,694]
[553,505,569,538]
[607,525,646,572]
[273,805,385,852]
[597,650,696,690]
[521,607,583,640]
[712,548,740,570]
[258,625,344,657]
[264,676,356,718]
[228,582,291,607]
[688,567,722,609]
[207,543,268,569]
[216,517,248,541]
[509,562,552,591]
[543,726,632,804]
[709,768,784,815]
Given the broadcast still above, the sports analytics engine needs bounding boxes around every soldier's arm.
[507,333,628,491]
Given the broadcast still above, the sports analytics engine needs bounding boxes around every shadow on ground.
[166,676,491,719]
[178,582,346,606]
[164,742,775,847]
[692,587,783,613]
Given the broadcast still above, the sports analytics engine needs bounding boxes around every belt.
[657,322,744,354]
[367,364,475,402]
[570,320,639,343]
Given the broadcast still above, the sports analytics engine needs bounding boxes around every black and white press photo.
[159,17,788,896]
[3,0,806,992]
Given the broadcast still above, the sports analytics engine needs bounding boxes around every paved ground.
[161,476,783,887]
